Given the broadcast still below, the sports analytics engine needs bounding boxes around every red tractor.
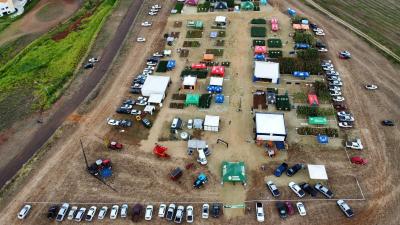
[153,144,170,158]
[108,141,123,150]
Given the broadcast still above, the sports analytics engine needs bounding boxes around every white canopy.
[215,16,226,23]
[209,77,223,86]
[308,164,328,180]
[188,139,207,149]
[141,75,170,97]
[204,115,220,132]
[144,105,156,115]
[148,94,164,104]
[254,61,280,83]
[183,76,197,86]
[255,112,286,141]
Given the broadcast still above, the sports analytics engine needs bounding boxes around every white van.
[197,149,208,165]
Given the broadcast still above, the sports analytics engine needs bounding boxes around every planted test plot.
[183,41,201,47]
[253,39,266,46]
[206,49,224,57]
[251,27,267,37]
[268,38,282,48]
[186,30,203,38]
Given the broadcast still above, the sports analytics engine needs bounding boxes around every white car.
[255,202,264,222]
[337,199,354,218]
[17,204,31,220]
[88,57,99,63]
[153,52,164,57]
[339,122,353,128]
[330,90,342,96]
[85,206,97,221]
[98,206,108,220]
[337,111,351,117]
[288,182,305,198]
[186,205,194,223]
[316,31,325,36]
[148,11,157,16]
[296,202,306,216]
[141,21,152,27]
[318,47,328,52]
[266,180,280,197]
[130,109,141,115]
[174,205,184,223]
[107,119,120,126]
[326,70,339,76]
[56,203,70,222]
[346,139,363,150]
[75,207,86,222]
[137,37,146,42]
[365,84,378,90]
[146,66,155,70]
[136,99,148,106]
[146,62,157,66]
[121,204,128,218]
[158,204,167,217]
[327,76,340,81]
[145,205,153,220]
[187,119,193,129]
[150,8,159,12]
[202,204,209,219]
[110,205,119,219]
[332,96,345,102]
[67,206,78,220]
[152,4,162,9]
[329,86,341,92]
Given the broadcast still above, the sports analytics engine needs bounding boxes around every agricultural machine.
[264,141,275,157]
[153,144,170,158]
[170,167,183,181]
[108,141,123,150]
[88,159,112,178]
[193,173,208,188]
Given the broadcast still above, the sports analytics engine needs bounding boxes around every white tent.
[254,61,280,83]
[307,164,328,180]
[209,77,224,86]
[144,105,156,115]
[163,49,172,56]
[141,75,170,98]
[182,76,197,89]
[255,112,286,141]
[148,94,164,104]
[215,16,227,26]
[204,115,220,132]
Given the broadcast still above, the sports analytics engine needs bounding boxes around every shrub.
[186,30,203,38]
[296,105,335,117]
[297,127,339,137]
[183,41,201,47]
[314,80,331,102]
[294,31,315,45]
[251,27,266,37]
[180,69,208,79]
[268,50,282,58]
[251,18,266,24]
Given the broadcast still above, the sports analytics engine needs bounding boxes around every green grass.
[0,0,40,33]
[0,0,116,130]
[0,34,39,67]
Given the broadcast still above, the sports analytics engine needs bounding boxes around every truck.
[345,139,363,150]
[274,163,288,177]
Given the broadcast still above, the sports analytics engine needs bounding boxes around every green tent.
[276,94,291,111]
[187,20,203,29]
[241,1,254,10]
[185,94,200,106]
[308,117,327,125]
[221,161,247,184]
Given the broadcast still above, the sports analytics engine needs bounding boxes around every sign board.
[224,204,245,209]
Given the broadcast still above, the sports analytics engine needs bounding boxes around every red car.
[351,156,367,165]
[108,141,123,150]
[285,201,295,215]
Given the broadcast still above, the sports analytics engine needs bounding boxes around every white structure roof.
[254,61,280,83]
[209,77,224,86]
[255,113,286,135]
[148,94,164,104]
[204,115,220,127]
[141,75,170,97]
[144,105,155,112]
[188,139,207,149]
[308,164,328,180]
[215,16,226,23]
[183,76,197,86]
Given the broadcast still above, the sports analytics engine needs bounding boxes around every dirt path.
[0,0,81,45]
[0,0,145,188]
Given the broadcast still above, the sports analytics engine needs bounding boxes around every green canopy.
[241,1,254,10]
[185,94,200,106]
[308,117,327,125]
[221,161,247,184]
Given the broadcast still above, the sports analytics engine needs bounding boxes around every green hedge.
[267,38,282,48]
[268,50,282,58]
[197,1,210,12]
[180,69,208,79]
[186,30,203,38]
[251,18,266,24]
[294,31,315,45]
[251,27,266,37]
[297,105,335,117]
[297,127,339,137]
[156,61,168,72]
[183,41,201,47]
[199,94,212,108]
[174,2,184,13]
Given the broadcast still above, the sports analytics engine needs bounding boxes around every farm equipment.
[193,173,208,188]
[153,144,170,158]
[265,141,275,157]
[108,141,123,150]
[170,167,183,181]
[88,159,112,178]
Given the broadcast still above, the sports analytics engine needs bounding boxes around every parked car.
[315,31,325,36]
[84,63,94,69]
[326,70,340,76]
[130,88,141,94]
[141,118,152,128]
[346,139,363,150]
[186,205,194,223]
[137,37,146,42]
[329,86,341,92]
[339,122,353,128]
[98,206,108,220]
[17,204,31,220]
[153,204,164,218]
[276,202,287,219]
[284,201,295,215]
[286,164,304,177]
[327,76,341,81]
[120,119,133,127]
[300,182,318,197]
[166,204,176,221]
[329,80,343,86]
[211,203,221,218]
[315,183,334,198]
[136,99,148,106]
[337,199,354,218]
[74,207,86,222]
[330,90,342,96]
[256,202,265,222]
[365,84,378,90]
[85,206,97,221]
[56,203,69,222]
[289,182,305,198]
[266,180,280,197]
[382,120,395,126]
[145,205,153,221]
[338,115,355,122]
[116,108,131,114]
[202,204,209,219]
[47,205,59,220]
[110,205,119,219]
[174,205,184,223]
[339,50,351,59]
[107,119,121,126]
[274,162,288,177]
[141,21,152,27]
[130,109,141,115]
[187,119,193,129]
[332,96,345,102]
[351,156,368,165]
[67,206,78,220]
[318,47,328,52]
[296,202,307,216]
[337,111,351,117]
[153,52,164,57]
[121,204,128,218]
[132,204,143,222]
[152,4,162,9]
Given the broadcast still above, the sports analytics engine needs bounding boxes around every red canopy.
[308,94,319,106]
[271,23,279,31]
[211,66,225,76]
[271,18,278,24]
[191,63,206,69]
[254,45,267,54]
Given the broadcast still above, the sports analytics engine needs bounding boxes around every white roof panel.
[215,16,226,23]
[204,115,220,127]
[141,75,170,97]
[254,61,280,79]
[148,94,164,104]
[209,77,224,86]
[255,112,286,135]
[183,76,197,86]
[308,164,328,180]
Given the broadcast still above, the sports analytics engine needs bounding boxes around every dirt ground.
[0,0,80,45]
[0,1,399,225]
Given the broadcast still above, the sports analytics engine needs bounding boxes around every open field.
[0,1,399,225]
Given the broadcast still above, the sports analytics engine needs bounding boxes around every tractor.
[153,144,170,158]
[193,173,208,188]
[88,159,112,178]
[108,141,123,150]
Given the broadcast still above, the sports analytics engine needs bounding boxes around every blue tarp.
[254,54,265,61]
[207,85,223,93]
[295,43,310,49]
[317,135,329,144]
[275,141,285,150]
[215,94,224,103]
[210,31,218,38]
[167,60,176,70]
[287,8,296,16]
[301,19,309,25]
[293,71,310,79]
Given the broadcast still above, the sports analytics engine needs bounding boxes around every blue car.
[274,163,288,177]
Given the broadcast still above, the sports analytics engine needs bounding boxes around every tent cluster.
[254,45,267,61]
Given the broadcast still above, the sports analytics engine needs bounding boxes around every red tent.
[270,18,278,24]
[308,94,319,106]
[185,0,199,6]
[254,46,267,54]
[211,66,225,76]
[271,23,279,31]
[191,63,207,69]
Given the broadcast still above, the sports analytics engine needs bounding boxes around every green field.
[0,0,116,130]
[313,0,400,56]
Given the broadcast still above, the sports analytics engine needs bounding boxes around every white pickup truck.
[346,139,363,150]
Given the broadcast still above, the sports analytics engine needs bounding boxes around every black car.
[123,99,135,105]
[120,120,132,127]
[309,23,318,29]
[84,63,94,69]
[130,88,141,94]
[141,118,152,128]
[382,120,394,126]
[47,205,59,219]
[300,182,318,197]
[316,41,326,48]
[116,108,131,114]
[276,202,287,219]
[286,164,304,177]
[211,203,221,218]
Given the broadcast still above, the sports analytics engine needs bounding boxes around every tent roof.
[215,1,228,9]
[188,139,207,149]
[141,75,170,96]
[254,61,280,79]
[308,94,319,106]
[183,76,197,86]
[148,94,164,104]
[193,119,203,129]
[211,66,225,75]
[222,161,246,182]
[254,45,267,54]
[210,77,224,86]
[255,112,286,135]
[185,0,199,5]
[215,16,227,23]
[204,115,220,127]
[210,31,218,38]
[203,54,214,61]
[144,105,155,112]
[185,94,200,104]
[308,164,328,180]
[241,1,254,9]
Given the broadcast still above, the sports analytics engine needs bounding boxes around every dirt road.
[0,0,145,188]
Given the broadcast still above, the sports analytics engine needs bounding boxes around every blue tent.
[317,135,329,144]
[210,31,218,38]
[260,0,268,5]
[208,85,223,93]
[274,141,285,150]
[215,94,224,103]
[167,60,176,70]
[254,54,265,61]
[293,71,310,79]
[295,43,310,49]
[301,19,309,25]
[287,8,296,16]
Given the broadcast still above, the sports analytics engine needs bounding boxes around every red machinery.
[153,144,170,158]
[108,141,123,150]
